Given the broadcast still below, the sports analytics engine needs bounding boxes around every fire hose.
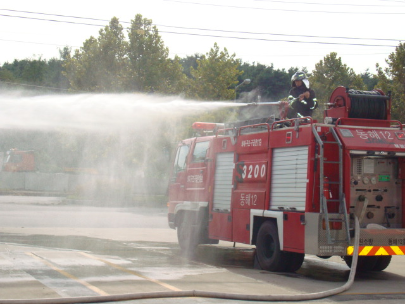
[0,217,360,304]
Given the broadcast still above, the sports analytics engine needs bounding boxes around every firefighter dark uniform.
[287,71,316,119]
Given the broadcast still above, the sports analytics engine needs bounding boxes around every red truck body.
[3,149,35,172]
[168,87,405,272]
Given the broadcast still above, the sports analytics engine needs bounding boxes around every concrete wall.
[25,173,69,192]
[0,172,69,192]
[0,172,166,195]
[0,172,26,190]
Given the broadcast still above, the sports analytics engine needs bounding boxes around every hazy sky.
[1,0,404,74]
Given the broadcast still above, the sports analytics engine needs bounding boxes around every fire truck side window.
[174,145,190,172]
[192,141,210,162]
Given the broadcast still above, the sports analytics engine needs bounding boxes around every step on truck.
[167,86,405,272]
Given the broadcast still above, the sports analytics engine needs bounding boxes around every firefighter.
[287,71,317,118]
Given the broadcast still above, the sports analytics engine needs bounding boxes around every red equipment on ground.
[167,86,405,272]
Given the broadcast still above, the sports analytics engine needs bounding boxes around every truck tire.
[343,256,378,272]
[285,252,305,272]
[255,220,287,272]
[177,213,199,256]
[372,256,392,271]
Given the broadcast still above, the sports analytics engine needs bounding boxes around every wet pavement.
[0,196,405,303]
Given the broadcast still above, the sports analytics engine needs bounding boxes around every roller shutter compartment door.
[270,146,309,211]
[213,152,234,211]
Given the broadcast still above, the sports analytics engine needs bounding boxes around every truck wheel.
[316,255,332,259]
[372,256,392,271]
[285,252,305,272]
[343,256,377,272]
[177,214,199,256]
[255,220,287,272]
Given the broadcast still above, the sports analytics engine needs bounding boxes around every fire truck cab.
[168,87,405,272]
[2,149,36,172]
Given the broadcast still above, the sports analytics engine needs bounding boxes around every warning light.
[395,132,405,140]
[192,122,224,131]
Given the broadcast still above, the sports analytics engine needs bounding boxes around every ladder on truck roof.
[312,125,351,245]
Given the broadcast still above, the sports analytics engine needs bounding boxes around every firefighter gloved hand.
[310,98,318,110]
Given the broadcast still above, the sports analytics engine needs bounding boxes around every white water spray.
[0,89,246,200]
[0,90,246,132]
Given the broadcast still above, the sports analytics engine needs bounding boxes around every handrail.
[335,117,403,130]
[216,128,235,137]
[238,123,270,135]
[270,116,313,131]
[330,127,351,244]
[312,125,324,211]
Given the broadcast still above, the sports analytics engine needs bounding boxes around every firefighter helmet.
[291,71,309,88]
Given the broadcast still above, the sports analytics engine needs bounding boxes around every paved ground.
[0,196,404,304]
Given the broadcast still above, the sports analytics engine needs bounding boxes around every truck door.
[185,139,211,202]
[168,142,191,201]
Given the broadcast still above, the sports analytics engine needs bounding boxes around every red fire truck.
[2,149,36,172]
[167,87,405,272]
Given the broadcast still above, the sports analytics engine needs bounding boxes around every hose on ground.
[0,217,360,304]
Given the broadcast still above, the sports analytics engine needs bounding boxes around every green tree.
[64,17,128,92]
[126,14,186,94]
[311,52,365,103]
[2,57,47,85]
[0,68,15,83]
[63,37,99,91]
[43,47,71,90]
[1,53,69,92]
[376,43,405,121]
[361,69,379,91]
[97,17,129,91]
[238,62,295,102]
[179,54,203,78]
[188,43,242,101]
